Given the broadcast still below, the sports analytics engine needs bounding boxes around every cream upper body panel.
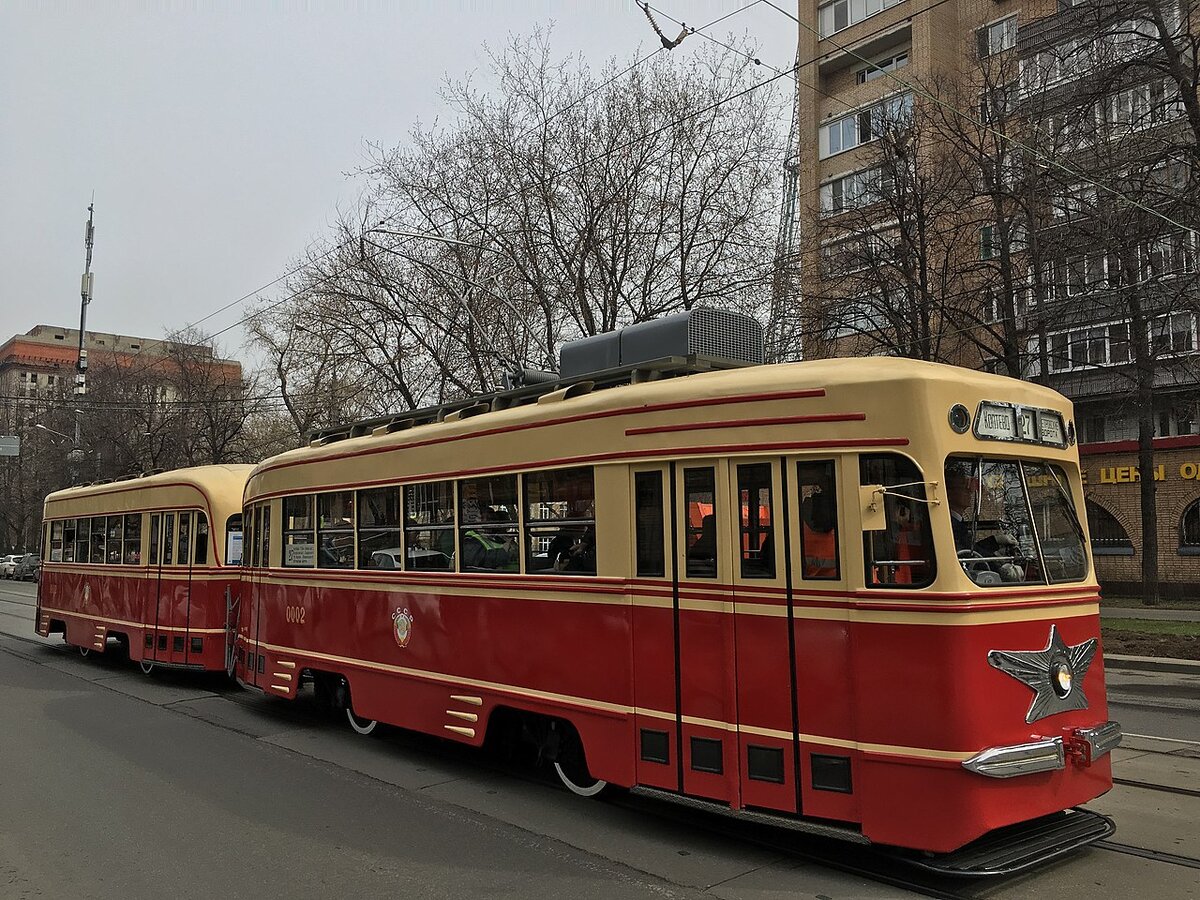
[244,359,1079,503]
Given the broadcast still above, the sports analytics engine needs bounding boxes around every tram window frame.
[49,519,65,562]
[90,517,107,564]
[458,475,520,573]
[75,518,91,565]
[317,491,356,569]
[62,518,77,563]
[684,467,718,579]
[246,506,258,568]
[259,504,270,568]
[860,453,936,588]
[226,513,243,566]
[148,514,160,566]
[106,515,124,565]
[634,471,666,578]
[357,487,402,570]
[194,512,209,566]
[404,481,455,571]
[162,512,176,565]
[737,463,776,579]
[124,513,142,565]
[797,460,841,581]
[177,512,193,566]
[523,467,596,576]
[282,495,316,568]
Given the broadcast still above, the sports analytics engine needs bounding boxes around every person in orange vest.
[801,488,838,578]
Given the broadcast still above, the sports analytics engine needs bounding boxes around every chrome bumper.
[962,721,1121,779]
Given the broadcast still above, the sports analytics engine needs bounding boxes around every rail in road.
[1,578,1197,900]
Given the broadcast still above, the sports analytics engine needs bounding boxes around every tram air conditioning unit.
[558,308,764,380]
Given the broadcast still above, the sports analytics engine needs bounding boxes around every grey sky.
[0,2,797,365]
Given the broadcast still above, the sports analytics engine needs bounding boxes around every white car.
[0,554,22,578]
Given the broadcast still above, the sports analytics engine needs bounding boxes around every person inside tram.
[687,514,717,576]
[549,524,596,574]
[945,462,1020,580]
[800,482,838,578]
[461,507,518,571]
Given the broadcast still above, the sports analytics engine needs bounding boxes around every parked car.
[13,553,39,582]
[0,554,23,578]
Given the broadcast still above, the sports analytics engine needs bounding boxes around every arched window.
[1180,499,1200,555]
[1086,500,1134,556]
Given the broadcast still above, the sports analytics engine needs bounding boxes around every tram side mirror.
[860,485,887,532]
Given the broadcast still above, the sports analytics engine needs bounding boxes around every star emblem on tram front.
[987,624,1098,724]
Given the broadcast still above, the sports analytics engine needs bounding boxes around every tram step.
[910,808,1115,877]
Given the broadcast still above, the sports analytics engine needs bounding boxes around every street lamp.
[34,423,70,443]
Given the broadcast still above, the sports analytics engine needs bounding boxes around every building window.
[978,16,1017,58]
[1180,499,1200,553]
[1101,78,1185,132]
[820,167,887,215]
[818,93,912,159]
[1086,501,1133,555]
[857,51,908,83]
[818,0,906,39]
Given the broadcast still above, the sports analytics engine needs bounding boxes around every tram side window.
[124,514,142,565]
[251,505,262,567]
[226,513,243,566]
[149,515,160,566]
[738,463,776,579]
[798,460,840,580]
[194,512,209,566]
[75,518,91,565]
[317,492,355,569]
[106,515,123,564]
[634,471,666,577]
[283,495,315,567]
[163,512,176,565]
[358,487,401,569]
[405,481,455,571]
[91,517,107,564]
[860,454,936,588]
[459,475,519,572]
[178,513,193,566]
[62,518,77,563]
[684,467,718,578]
[49,520,65,562]
[524,467,595,575]
[259,505,270,568]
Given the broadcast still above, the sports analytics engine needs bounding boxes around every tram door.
[145,511,181,664]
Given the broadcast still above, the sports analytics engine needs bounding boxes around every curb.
[1104,653,1200,675]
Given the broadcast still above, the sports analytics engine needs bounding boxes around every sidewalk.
[1102,606,1200,621]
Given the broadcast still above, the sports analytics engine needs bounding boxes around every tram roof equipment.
[307,308,766,448]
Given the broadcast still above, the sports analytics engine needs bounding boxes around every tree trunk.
[1137,384,1159,606]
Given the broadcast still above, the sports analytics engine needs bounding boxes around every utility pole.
[72,202,95,467]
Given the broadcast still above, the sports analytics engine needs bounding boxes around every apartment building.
[0,324,241,403]
[793,0,1200,595]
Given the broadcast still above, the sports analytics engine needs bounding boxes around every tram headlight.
[948,403,971,434]
[1051,659,1073,698]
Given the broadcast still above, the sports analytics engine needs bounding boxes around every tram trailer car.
[36,465,252,672]
[230,310,1118,875]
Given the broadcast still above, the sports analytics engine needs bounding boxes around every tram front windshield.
[944,456,1088,586]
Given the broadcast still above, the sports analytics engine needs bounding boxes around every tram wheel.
[139,660,155,676]
[553,725,608,798]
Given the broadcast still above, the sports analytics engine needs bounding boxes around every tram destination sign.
[0,435,18,457]
[974,402,1068,449]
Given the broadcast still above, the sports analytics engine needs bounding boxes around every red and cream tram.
[228,311,1119,873]
[36,465,251,673]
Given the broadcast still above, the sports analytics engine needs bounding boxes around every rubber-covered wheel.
[553,726,607,798]
[139,659,155,675]
[346,707,378,736]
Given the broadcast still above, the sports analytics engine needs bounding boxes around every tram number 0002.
[284,606,306,624]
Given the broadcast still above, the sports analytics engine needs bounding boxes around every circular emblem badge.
[392,607,414,648]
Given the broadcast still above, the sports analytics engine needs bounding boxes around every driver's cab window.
[945,456,1087,586]
[861,454,936,587]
